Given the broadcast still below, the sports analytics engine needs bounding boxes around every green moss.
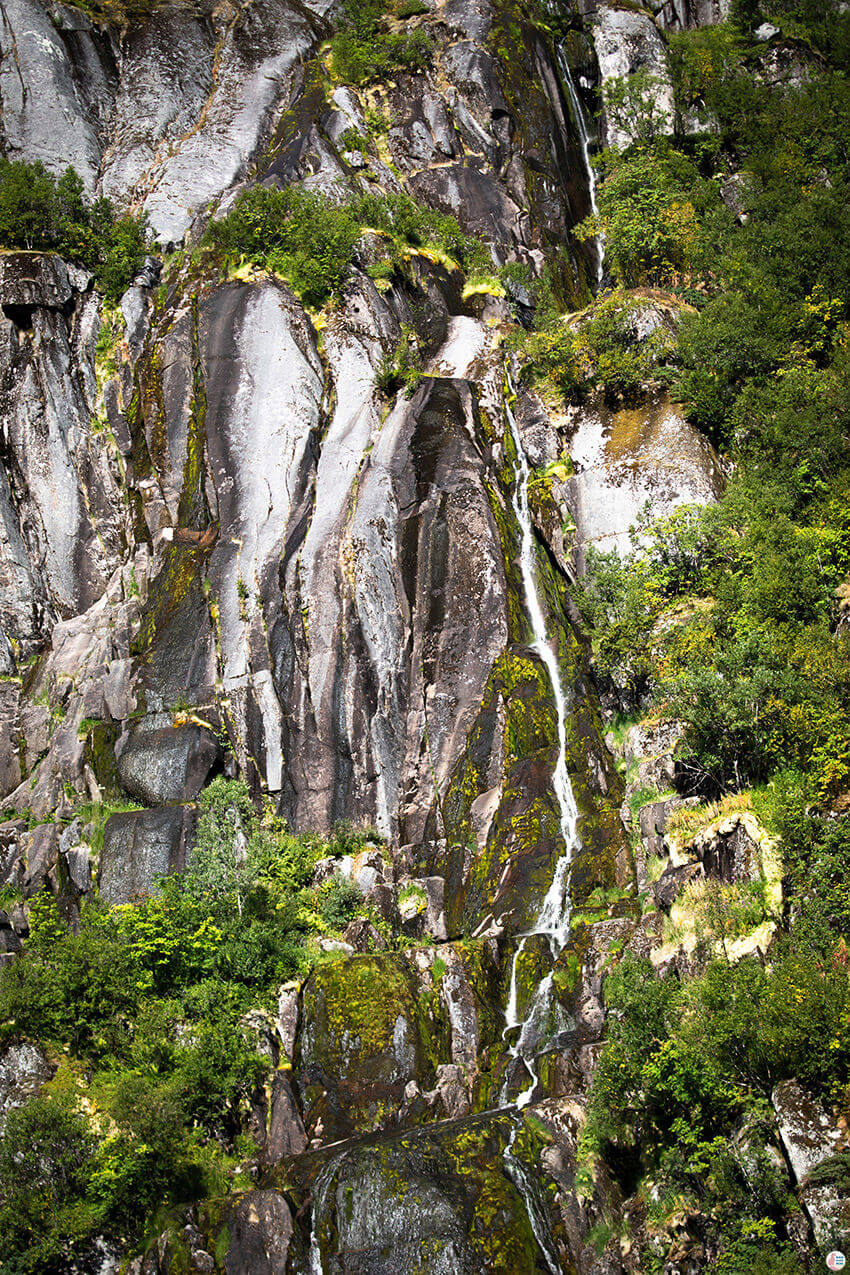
[305,953,417,1070]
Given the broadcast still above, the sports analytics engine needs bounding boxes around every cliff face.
[0,1,730,1271]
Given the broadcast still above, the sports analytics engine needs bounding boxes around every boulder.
[772,1079,850,1246]
[652,861,703,913]
[116,720,220,806]
[0,1042,52,1133]
[224,1190,293,1275]
[265,1070,307,1164]
[99,805,197,904]
[638,798,679,857]
[0,253,74,312]
[568,395,723,566]
[591,6,676,149]
[398,876,448,941]
[21,822,60,892]
[0,909,21,957]
[276,984,300,1061]
[284,1109,560,1275]
[688,814,764,884]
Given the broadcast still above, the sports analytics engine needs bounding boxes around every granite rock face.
[0,1,823,1272]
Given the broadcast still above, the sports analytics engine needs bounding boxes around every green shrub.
[519,288,675,403]
[0,160,148,302]
[575,145,716,288]
[329,0,433,86]
[204,186,485,308]
[319,873,362,930]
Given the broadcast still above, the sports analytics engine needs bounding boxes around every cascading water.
[503,1121,564,1275]
[497,387,578,1275]
[501,390,582,1112]
[556,45,605,292]
[307,1161,337,1275]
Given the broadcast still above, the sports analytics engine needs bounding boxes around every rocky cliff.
[0,1,807,1273]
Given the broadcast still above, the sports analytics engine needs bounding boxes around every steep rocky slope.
[0,0,815,1272]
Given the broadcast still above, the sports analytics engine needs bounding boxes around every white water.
[557,46,604,292]
[308,1161,336,1275]
[501,393,581,1111]
[503,1120,564,1275]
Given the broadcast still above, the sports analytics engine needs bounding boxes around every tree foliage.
[0,161,148,302]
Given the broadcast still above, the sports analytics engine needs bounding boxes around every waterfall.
[556,45,605,291]
[308,1161,336,1275]
[501,391,581,1110]
[503,1121,564,1275]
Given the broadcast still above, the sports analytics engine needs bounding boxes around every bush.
[519,288,675,404]
[575,146,714,288]
[204,186,484,308]
[0,160,148,302]
[329,0,433,86]
[0,1094,98,1272]
[0,781,384,1256]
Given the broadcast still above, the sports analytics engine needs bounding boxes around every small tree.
[186,777,257,917]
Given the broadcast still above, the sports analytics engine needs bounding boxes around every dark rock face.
[223,1190,293,1275]
[99,805,197,903]
[116,721,220,805]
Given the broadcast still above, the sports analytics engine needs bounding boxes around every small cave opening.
[2,302,35,331]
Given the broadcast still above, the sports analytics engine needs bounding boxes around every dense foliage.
[0,161,148,302]
[0,781,376,1272]
[204,185,488,309]
[563,5,850,1269]
[570,13,850,801]
[329,0,432,86]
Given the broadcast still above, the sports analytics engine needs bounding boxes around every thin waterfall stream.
[556,44,605,291]
[501,389,582,1111]
[498,388,580,1275]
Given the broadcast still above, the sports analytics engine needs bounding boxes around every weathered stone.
[99,805,197,904]
[0,253,74,311]
[639,798,679,857]
[276,983,300,1063]
[265,1070,308,1164]
[0,1042,52,1133]
[399,876,448,941]
[0,720,21,799]
[343,917,389,952]
[569,395,723,566]
[653,861,703,913]
[0,909,21,956]
[688,814,764,883]
[224,1190,293,1275]
[591,6,676,148]
[21,822,60,892]
[772,1079,850,1246]
[117,721,220,806]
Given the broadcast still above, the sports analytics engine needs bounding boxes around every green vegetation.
[329,0,432,86]
[374,323,423,396]
[570,8,850,1268]
[571,19,850,799]
[0,161,148,302]
[581,939,847,1271]
[0,781,378,1272]
[204,186,488,309]
[519,287,676,403]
